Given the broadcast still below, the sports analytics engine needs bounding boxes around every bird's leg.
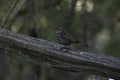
[60,45,72,52]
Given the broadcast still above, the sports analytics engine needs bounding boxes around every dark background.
[0,0,120,80]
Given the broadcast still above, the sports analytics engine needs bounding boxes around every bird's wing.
[62,31,78,42]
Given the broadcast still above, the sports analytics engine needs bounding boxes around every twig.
[1,0,25,29]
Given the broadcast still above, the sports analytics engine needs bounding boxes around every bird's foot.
[60,46,72,52]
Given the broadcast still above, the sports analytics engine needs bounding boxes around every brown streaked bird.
[55,26,81,51]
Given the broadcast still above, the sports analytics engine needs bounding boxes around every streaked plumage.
[55,26,80,46]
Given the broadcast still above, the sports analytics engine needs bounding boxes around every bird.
[55,26,82,51]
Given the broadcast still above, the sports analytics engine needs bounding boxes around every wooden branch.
[0,28,119,79]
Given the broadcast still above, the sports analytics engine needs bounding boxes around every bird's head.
[55,26,63,33]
